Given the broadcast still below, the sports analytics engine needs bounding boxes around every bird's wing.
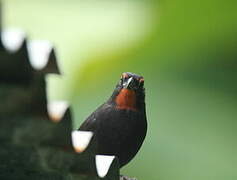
[78,103,111,131]
[78,112,97,131]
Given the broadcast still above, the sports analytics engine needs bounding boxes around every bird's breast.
[115,89,137,111]
[96,107,147,167]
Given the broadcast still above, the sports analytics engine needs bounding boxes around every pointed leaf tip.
[27,40,53,70]
[96,155,115,178]
[47,101,69,122]
[1,28,25,52]
[71,131,93,153]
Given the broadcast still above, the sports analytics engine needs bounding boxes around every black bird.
[78,72,147,167]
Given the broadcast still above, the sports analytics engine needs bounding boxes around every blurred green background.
[3,0,237,179]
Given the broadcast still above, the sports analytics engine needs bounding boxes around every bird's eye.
[139,78,144,87]
[119,78,123,85]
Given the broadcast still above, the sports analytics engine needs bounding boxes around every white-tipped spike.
[27,40,53,70]
[47,101,69,122]
[71,131,93,153]
[1,28,25,52]
[96,155,115,178]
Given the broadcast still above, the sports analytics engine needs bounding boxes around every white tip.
[96,155,115,178]
[27,40,53,70]
[47,101,69,122]
[124,77,133,88]
[71,131,93,153]
[1,28,26,52]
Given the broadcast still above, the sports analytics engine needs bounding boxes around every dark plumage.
[79,72,147,167]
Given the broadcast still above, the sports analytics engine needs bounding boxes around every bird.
[78,72,147,168]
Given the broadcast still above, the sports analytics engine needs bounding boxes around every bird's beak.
[123,77,133,89]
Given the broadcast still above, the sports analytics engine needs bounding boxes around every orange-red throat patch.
[115,88,137,111]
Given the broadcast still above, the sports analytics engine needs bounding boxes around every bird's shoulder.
[78,103,114,131]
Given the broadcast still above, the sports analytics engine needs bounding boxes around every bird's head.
[119,72,144,91]
[109,72,145,111]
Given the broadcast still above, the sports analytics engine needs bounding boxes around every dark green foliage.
[0,39,119,180]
